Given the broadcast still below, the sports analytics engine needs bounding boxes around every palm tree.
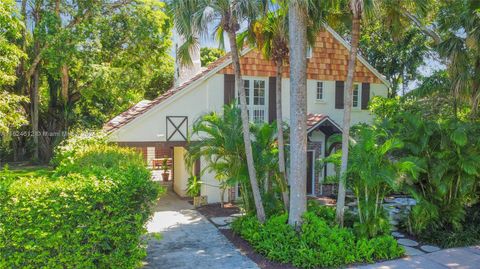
[287,0,310,227]
[335,0,365,227]
[335,0,430,226]
[436,0,480,118]
[237,3,290,211]
[169,0,266,222]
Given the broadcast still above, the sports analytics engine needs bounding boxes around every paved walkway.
[144,191,259,269]
[353,246,480,269]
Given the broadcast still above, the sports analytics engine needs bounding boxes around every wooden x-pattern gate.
[166,116,188,141]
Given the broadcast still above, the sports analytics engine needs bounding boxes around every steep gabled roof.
[103,51,239,133]
[104,26,388,134]
[306,113,342,134]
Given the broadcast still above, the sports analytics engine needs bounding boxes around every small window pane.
[239,80,250,104]
[253,80,265,105]
[353,84,359,107]
[317,82,323,100]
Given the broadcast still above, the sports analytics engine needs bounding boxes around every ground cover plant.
[0,133,161,268]
[232,203,404,269]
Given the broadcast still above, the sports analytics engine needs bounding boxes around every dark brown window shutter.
[335,81,344,109]
[361,83,370,110]
[224,74,235,105]
[268,77,277,123]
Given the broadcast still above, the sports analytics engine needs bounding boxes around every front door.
[306,151,314,195]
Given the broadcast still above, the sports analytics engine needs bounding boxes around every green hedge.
[232,211,404,269]
[0,139,160,268]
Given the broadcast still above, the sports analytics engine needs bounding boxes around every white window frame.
[316,81,325,102]
[237,77,269,123]
[352,84,361,109]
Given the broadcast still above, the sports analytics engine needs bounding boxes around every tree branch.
[403,10,442,45]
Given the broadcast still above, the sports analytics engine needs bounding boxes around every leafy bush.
[232,212,404,269]
[0,136,161,268]
[372,97,480,234]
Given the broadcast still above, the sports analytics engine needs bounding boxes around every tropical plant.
[187,103,286,214]
[347,125,418,238]
[186,175,202,197]
[237,2,290,211]
[436,0,480,118]
[335,0,430,226]
[370,97,480,235]
[170,0,267,222]
[402,117,480,234]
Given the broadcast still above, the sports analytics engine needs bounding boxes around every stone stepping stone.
[391,226,398,231]
[403,246,425,256]
[218,224,231,230]
[420,245,441,253]
[391,231,405,238]
[230,213,245,218]
[390,219,399,226]
[397,238,419,247]
[210,217,234,226]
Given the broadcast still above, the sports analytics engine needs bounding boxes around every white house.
[104,26,389,203]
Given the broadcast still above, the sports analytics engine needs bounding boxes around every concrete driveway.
[353,246,480,269]
[144,191,259,269]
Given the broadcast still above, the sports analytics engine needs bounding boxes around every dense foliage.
[1,0,173,162]
[232,204,404,269]
[200,47,225,67]
[371,96,480,243]
[187,103,288,215]
[0,134,161,268]
[346,125,418,238]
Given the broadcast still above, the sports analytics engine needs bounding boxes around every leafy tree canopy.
[200,47,225,67]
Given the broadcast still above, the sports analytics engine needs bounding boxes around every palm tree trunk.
[276,59,289,211]
[288,2,308,228]
[227,30,266,223]
[336,14,361,227]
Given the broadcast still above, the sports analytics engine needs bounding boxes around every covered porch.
[306,113,343,197]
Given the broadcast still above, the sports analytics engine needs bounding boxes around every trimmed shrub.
[0,139,160,268]
[232,210,404,269]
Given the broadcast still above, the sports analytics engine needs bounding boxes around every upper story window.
[316,81,324,101]
[306,46,313,59]
[238,78,268,123]
[353,84,360,108]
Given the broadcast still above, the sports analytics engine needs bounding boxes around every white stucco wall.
[173,147,189,197]
[109,74,225,143]
[281,79,388,126]
[200,156,223,203]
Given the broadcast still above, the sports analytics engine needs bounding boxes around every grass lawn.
[1,165,54,179]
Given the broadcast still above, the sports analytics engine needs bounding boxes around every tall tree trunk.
[336,14,361,227]
[31,63,40,161]
[288,2,308,228]
[275,59,289,211]
[227,30,266,223]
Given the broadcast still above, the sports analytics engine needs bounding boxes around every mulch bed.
[220,229,298,269]
[195,202,241,218]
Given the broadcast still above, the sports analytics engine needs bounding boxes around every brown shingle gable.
[219,29,382,84]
